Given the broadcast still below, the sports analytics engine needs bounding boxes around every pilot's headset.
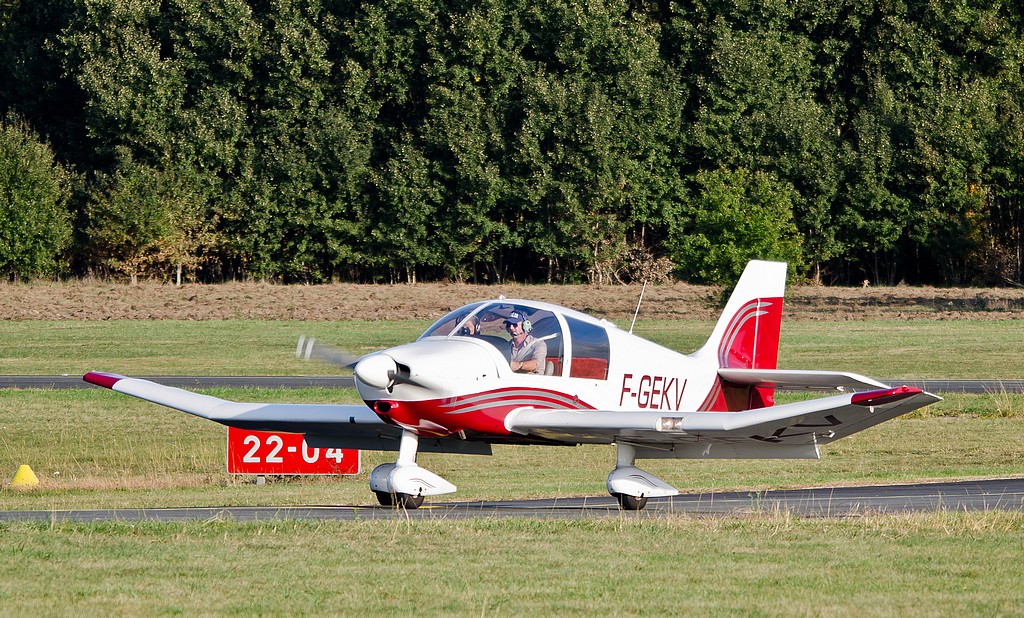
[506,310,532,333]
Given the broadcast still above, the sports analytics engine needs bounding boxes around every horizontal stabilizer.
[718,368,890,392]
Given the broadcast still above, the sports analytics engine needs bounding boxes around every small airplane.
[84,260,941,510]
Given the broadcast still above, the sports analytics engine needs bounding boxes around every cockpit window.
[420,302,564,376]
[565,316,610,380]
[419,302,488,339]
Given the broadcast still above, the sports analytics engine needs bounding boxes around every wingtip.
[83,371,126,389]
[851,385,924,406]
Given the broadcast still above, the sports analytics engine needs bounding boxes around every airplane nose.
[354,354,398,390]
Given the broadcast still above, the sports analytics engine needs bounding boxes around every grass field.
[2,318,1024,615]
[1,318,1022,378]
[3,515,1023,615]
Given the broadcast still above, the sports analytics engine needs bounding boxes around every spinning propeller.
[295,335,362,368]
[296,336,425,391]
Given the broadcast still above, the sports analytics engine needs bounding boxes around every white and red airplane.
[84,260,940,510]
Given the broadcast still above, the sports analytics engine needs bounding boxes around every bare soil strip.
[3,280,1024,321]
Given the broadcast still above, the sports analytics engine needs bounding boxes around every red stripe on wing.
[83,372,126,389]
[851,385,923,406]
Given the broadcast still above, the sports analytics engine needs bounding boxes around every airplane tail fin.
[692,261,787,411]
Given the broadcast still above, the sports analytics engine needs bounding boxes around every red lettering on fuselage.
[618,374,688,411]
[619,374,633,406]
[637,375,652,407]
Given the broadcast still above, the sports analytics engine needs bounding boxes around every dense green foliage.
[0,115,72,280]
[1,0,1022,284]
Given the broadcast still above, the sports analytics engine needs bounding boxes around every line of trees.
[1,0,1022,285]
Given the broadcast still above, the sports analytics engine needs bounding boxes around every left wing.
[83,372,490,455]
[505,386,941,460]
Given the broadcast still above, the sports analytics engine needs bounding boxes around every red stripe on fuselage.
[366,387,595,437]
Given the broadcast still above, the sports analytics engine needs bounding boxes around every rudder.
[693,261,787,411]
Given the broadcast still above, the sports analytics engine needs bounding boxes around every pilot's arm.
[510,338,546,374]
[527,339,548,374]
[510,358,534,373]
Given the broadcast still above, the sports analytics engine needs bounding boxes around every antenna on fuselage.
[628,281,648,335]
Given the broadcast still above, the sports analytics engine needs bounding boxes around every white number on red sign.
[240,434,345,464]
[243,435,261,463]
[227,427,360,475]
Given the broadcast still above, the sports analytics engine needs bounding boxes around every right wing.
[83,372,490,455]
[506,385,941,459]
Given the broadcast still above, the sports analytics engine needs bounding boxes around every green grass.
[0,320,427,375]
[2,318,1023,377]
[3,319,1024,615]
[2,515,1023,615]
[632,319,1024,378]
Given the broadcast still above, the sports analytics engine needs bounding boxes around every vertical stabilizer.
[693,261,787,411]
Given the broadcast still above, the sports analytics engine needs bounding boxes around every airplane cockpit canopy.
[420,301,610,379]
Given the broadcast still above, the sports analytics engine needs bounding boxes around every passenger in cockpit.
[457,314,481,337]
[505,310,547,374]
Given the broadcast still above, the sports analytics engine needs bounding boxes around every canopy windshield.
[420,302,556,341]
[419,301,565,375]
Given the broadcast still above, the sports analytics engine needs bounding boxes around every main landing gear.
[368,434,677,511]
[369,430,456,509]
[606,443,679,511]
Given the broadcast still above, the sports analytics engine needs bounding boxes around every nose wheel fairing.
[368,462,457,504]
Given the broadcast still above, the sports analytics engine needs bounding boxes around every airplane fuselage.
[354,301,719,438]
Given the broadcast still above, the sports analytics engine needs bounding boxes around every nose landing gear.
[368,430,456,509]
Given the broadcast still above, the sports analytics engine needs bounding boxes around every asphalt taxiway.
[3,478,1022,523]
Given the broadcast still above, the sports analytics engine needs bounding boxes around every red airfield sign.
[227,427,360,475]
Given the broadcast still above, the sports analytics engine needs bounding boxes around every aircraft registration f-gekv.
[85,261,940,510]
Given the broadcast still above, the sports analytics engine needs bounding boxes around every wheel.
[395,493,425,509]
[374,490,396,507]
[614,492,648,511]
[374,490,424,509]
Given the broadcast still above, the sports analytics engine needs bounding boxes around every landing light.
[658,417,685,432]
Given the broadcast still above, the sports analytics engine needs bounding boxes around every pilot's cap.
[504,310,527,325]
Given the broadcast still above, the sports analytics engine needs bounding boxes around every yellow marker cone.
[10,464,39,490]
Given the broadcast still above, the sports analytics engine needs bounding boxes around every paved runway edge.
[3,478,1023,523]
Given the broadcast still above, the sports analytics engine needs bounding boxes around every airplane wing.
[505,386,941,460]
[718,368,891,392]
[83,372,491,455]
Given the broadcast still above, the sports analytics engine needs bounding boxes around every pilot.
[457,314,481,336]
[505,310,547,374]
